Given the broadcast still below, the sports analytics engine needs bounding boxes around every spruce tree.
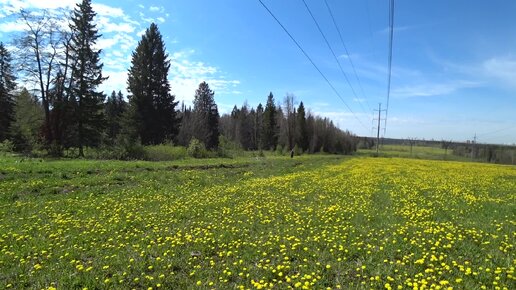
[0,43,16,141]
[296,101,309,151]
[127,23,179,145]
[105,90,127,143]
[255,103,264,150]
[261,92,277,150]
[192,81,219,149]
[68,0,107,156]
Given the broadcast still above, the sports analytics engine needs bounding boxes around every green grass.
[358,144,472,162]
[0,155,514,289]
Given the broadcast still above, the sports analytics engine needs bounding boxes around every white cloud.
[149,6,163,13]
[0,0,77,12]
[95,15,135,33]
[482,56,516,88]
[99,70,128,96]
[168,50,240,103]
[138,4,144,9]
[0,20,25,32]
[139,11,154,23]
[157,17,165,23]
[91,3,124,18]
[391,80,481,98]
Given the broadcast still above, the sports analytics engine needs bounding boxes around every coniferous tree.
[177,104,194,146]
[261,92,277,150]
[105,90,127,143]
[296,101,309,151]
[68,0,107,156]
[238,103,253,150]
[127,23,179,145]
[192,81,219,149]
[0,43,16,141]
[255,103,264,149]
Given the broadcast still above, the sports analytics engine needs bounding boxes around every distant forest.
[0,0,357,159]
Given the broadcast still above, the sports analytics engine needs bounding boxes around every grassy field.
[0,154,514,289]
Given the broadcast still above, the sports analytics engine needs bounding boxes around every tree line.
[0,0,357,158]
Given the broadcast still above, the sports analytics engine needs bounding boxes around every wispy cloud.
[169,50,240,102]
[149,6,164,13]
[378,25,412,35]
[391,80,481,98]
[482,56,516,88]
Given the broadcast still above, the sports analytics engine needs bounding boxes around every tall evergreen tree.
[192,81,219,149]
[0,43,16,141]
[255,103,264,150]
[127,23,179,145]
[68,0,107,156]
[261,92,277,150]
[105,90,127,143]
[296,101,309,151]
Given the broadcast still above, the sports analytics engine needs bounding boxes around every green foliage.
[0,139,14,155]
[104,90,127,144]
[127,23,179,145]
[144,145,187,161]
[68,0,107,156]
[261,92,277,150]
[192,82,219,149]
[10,88,44,152]
[296,101,309,151]
[217,135,244,158]
[187,138,208,158]
[0,42,16,141]
[275,144,284,155]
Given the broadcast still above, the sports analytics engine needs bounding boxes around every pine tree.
[127,23,179,145]
[296,101,309,151]
[68,0,107,156]
[261,92,277,150]
[192,81,219,149]
[0,43,16,141]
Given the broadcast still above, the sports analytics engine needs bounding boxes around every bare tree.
[407,137,417,155]
[14,9,70,146]
[441,139,453,159]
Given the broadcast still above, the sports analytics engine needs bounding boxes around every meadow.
[0,154,514,289]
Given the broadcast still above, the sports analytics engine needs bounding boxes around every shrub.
[0,140,14,155]
[187,138,208,158]
[145,145,187,161]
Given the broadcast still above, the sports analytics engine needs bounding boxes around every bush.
[145,145,187,161]
[217,135,244,158]
[275,145,284,156]
[0,140,14,155]
[187,138,208,158]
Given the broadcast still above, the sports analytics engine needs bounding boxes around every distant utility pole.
[373,103,386,154]
[471,133,477,161]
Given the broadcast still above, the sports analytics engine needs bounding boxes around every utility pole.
[471,133,477,161]
[373,103,386,154]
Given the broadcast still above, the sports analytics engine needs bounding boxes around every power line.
[300,0,368,118]
[384,0,395,136]
[323,0,372,112]
[257,0,367,130]
[476,125,516,137]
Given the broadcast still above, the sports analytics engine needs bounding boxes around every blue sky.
[0,0,515,144]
